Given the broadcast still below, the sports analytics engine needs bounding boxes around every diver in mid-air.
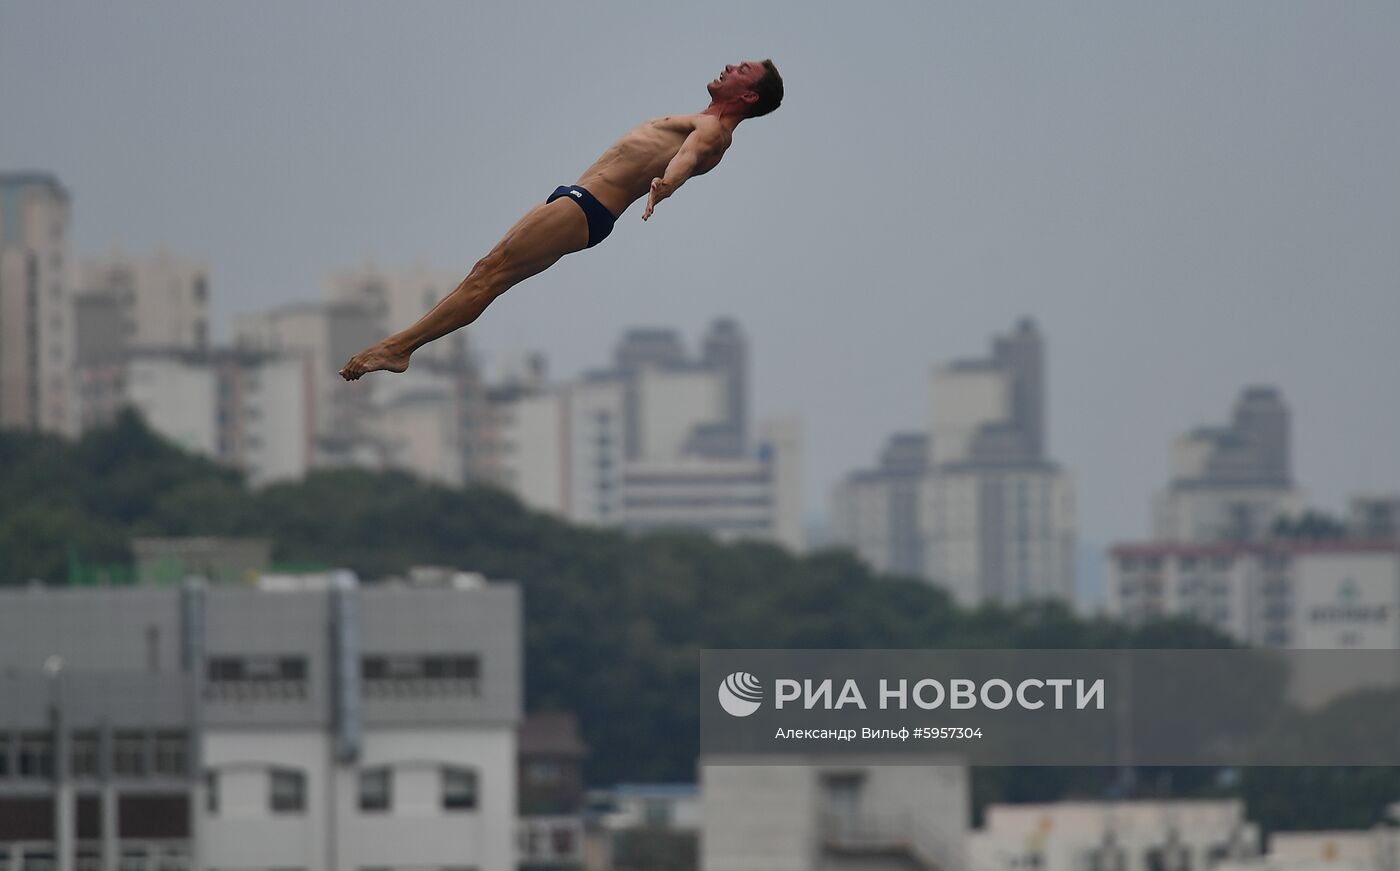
[340,59,783,381]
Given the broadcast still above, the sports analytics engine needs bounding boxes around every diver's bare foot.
[339,341,411,381]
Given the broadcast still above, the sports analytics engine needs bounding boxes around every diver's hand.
[643,178,674,221]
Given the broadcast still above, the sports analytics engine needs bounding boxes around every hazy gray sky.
[3,2,1397,553]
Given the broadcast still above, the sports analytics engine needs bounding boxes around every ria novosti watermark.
[721,672,1104,714]
[702,649,1400,765]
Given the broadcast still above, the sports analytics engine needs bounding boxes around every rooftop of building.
[0,171,70,197]
[1110,540,1400,559]
[943,357,1001,373]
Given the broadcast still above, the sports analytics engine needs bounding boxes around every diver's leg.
[339,198,589,380]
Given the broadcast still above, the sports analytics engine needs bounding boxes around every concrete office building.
[76,252,210,355]
[1107,541,1400,649]
[832,319,1075,605]
[1153,387,1305,544]
[0,573,522,871]
[969,800,1260,871]
[700,756,967,871]
[0,172,76,436]
[0,664,198,871]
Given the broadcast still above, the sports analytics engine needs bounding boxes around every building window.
[154,732,188,777]
[18,732,55,778]
[441,767,478,811]
[206,655,308,701]
[270,768,306,813]
[359,767,391,812]
[71,731,100,778]
[642,798,672,828]
[206,771,219,814]
[0,734,9,777]
[527,760,562,785]
[22,849,57,871]
[552,825,577,856]
[113,732,148,777]
[361,654,481,698]
[821,771,865,828]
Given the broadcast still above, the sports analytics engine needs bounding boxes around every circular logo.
[718,671,763,717]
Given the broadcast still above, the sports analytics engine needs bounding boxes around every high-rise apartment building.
[76,252,210,355]
[827,434,929,579]
[480,321,804,550]
[235,301,379,448]
[239,271,488,487]
[1153,387,1304,543]
[0,173,75,436]
[920,461,1076,605]
[324,265,468,367]
[833,319,1075,605]
[117,349,313,486]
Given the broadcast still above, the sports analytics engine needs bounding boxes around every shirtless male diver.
[339,59,783,380]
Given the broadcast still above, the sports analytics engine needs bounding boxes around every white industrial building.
[0,572,522,871]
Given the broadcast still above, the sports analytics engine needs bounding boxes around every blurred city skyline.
[3,2,1397,552]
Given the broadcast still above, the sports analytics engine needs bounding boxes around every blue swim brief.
[548,184,617,248]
